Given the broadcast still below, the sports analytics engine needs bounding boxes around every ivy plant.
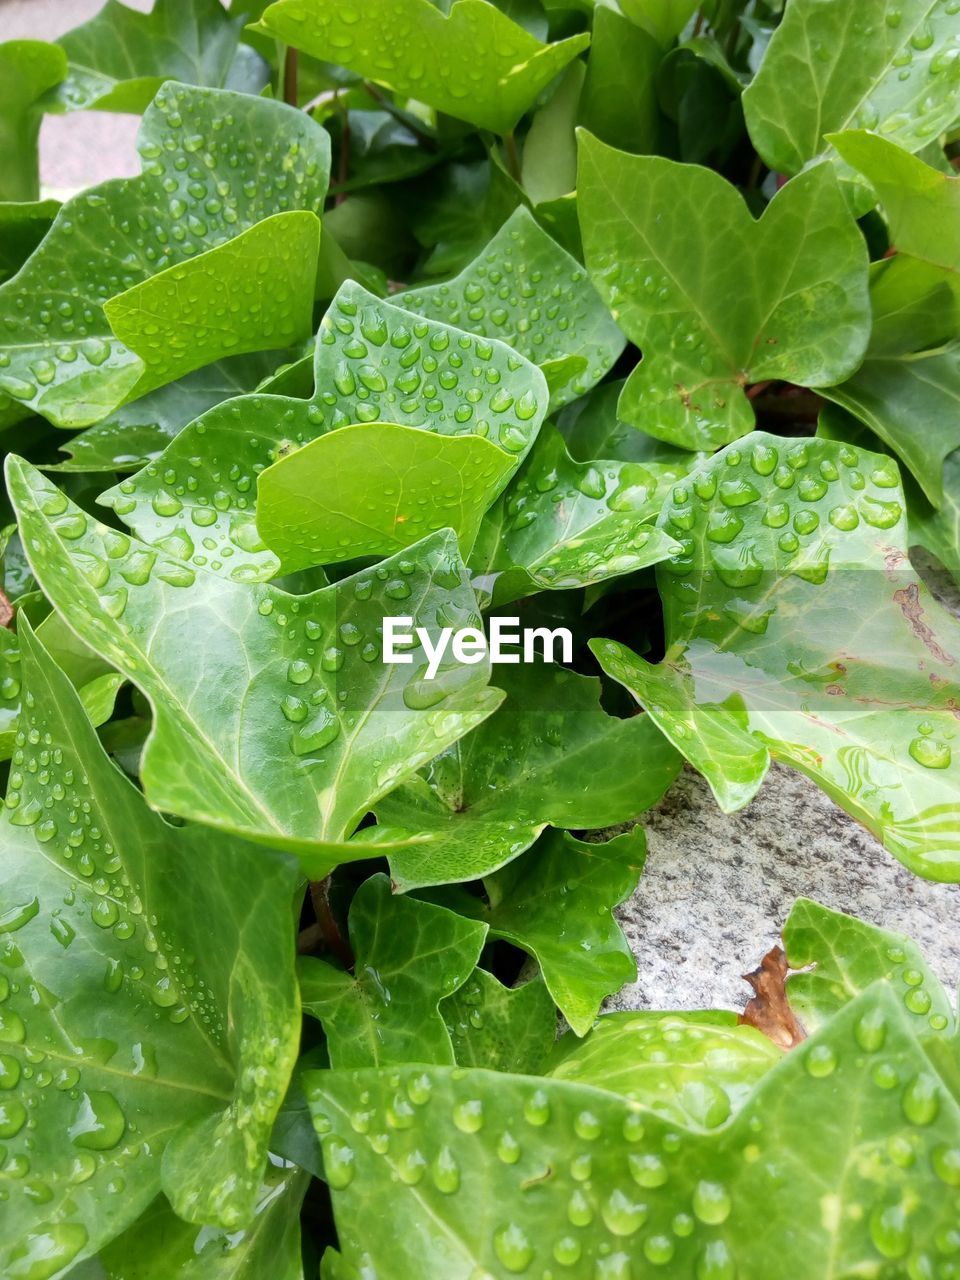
[0,0,958,1275]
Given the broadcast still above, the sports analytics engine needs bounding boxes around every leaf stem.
[283,46,299,108]
[362,81,439,150]
[503,130,522,184]
[310,876,354,969]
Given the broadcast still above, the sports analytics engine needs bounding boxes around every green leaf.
[831,130,960,282]
[618,0,699,44]
[52,350,302,474]
[912,449,960,580]
[0,82,329,428]
[468,423,686,607]
[592,432,960,881]
[394,207,625,410]
[256,422,516,569]
[548,1011,782,1126]
[442,827,648,1034]
[55,0,268,113]
[378,661,680,892]
[7,457,502,869]
[0,199,59,286]
[0,41,67,202]
[557,378,701,466]
[442,970,557,1074]
[578,7,662,156]
[743,0,960,180]
[300,874,487,1067]
[253,0,590,135]
[521,62,584,206]
[823,339,960,508]
[577,132,871,449]
[783,897,955,1037]
[69,1167,309,1280]
[308,985,960,1278]
[0,618,301,1272]
[101,281,549,582]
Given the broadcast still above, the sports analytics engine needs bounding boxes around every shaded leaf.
[69,1166,309,1280]
[592,432,960,880]
[0,82,329,428]
[557,378,700,466]
[440,827,648,1034]
[521,63,584,206]
[256,422,516,569]
[469,423,687,607]
[0,619,301,1271]
[300,874,487,1067]
[618,0,699,44]
[578,7,662,156]
[442,970,557,1074]
[577,132,870,449]
[253,0,590,135]
[394,206,624,410]
[0,199,59,286]
[55,0,268,114]
[379,661,680,892]
[743,0,960,181]
[102,282,548,582]
[7,458,502,870]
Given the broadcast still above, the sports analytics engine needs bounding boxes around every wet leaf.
[442,970,557,1074]
[592,433,960,880]
[300,874,487,1067]
[578,132,871,449]
[0,41,66,202]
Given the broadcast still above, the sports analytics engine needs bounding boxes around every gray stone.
[613,763,960,1015]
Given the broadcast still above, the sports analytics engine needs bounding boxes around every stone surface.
[614,763,960,1015]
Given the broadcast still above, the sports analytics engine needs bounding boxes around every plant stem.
[310,876,354,968]
[503,131,522,184]
[283,46,299,108]
[362,81,439,149]
[692,8,705,36]
[0,588,12,629]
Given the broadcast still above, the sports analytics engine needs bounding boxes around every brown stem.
[335,90,350,204]
[0,589,13,630]
[283,47,299,108]
[310,876,354,968]
[746,379,774,400]
[746,152,764,191]
[692,8,705,36]
[503,130,522,184]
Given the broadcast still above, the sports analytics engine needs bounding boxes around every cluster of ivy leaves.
[0,0,959,1274]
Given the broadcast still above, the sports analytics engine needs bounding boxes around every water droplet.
[805,1044,837,1078]
[692,1179,731,1225]
[322,1136,356,1188]
[908,737,951,769]
[70,1091,126,1150]
[902,1073,939,1125]
[869,1203,911,1259]
[494,1223,533,1272]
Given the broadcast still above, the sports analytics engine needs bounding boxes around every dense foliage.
[0,0,958,1275]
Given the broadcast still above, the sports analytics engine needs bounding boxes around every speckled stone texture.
[613,763,960,1015]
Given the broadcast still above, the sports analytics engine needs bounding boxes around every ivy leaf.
[256,422,517,569]
[53,350,303,474]
[69,1167,309,1280]
[743,0,960,181]
[379,662,680,892]
[7,458,503,869]
[783,898,955,1037]
[577,132,871,450]
[548,1011,782,1126]
[0,619,301,1273]
[468,423,687,608]
[442,970,557,1074]
[438,827,648,1034]
[0,82,329,429]
[831,130,960,284]
[557,378,702,467]
[253,0,590,135]
[394,207,625,409]
[300,874,487,1067]
[102,281,548,582]
[823,339,960,508]
[912,449,960,581]
[521,63,584,206]
[308,986,960,1278]
[592,432,960,881]
[55,0,269,113]
[578,6,662,156]
[0,199,59,286]
[618,0,699,45]
[0,41,67,202]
